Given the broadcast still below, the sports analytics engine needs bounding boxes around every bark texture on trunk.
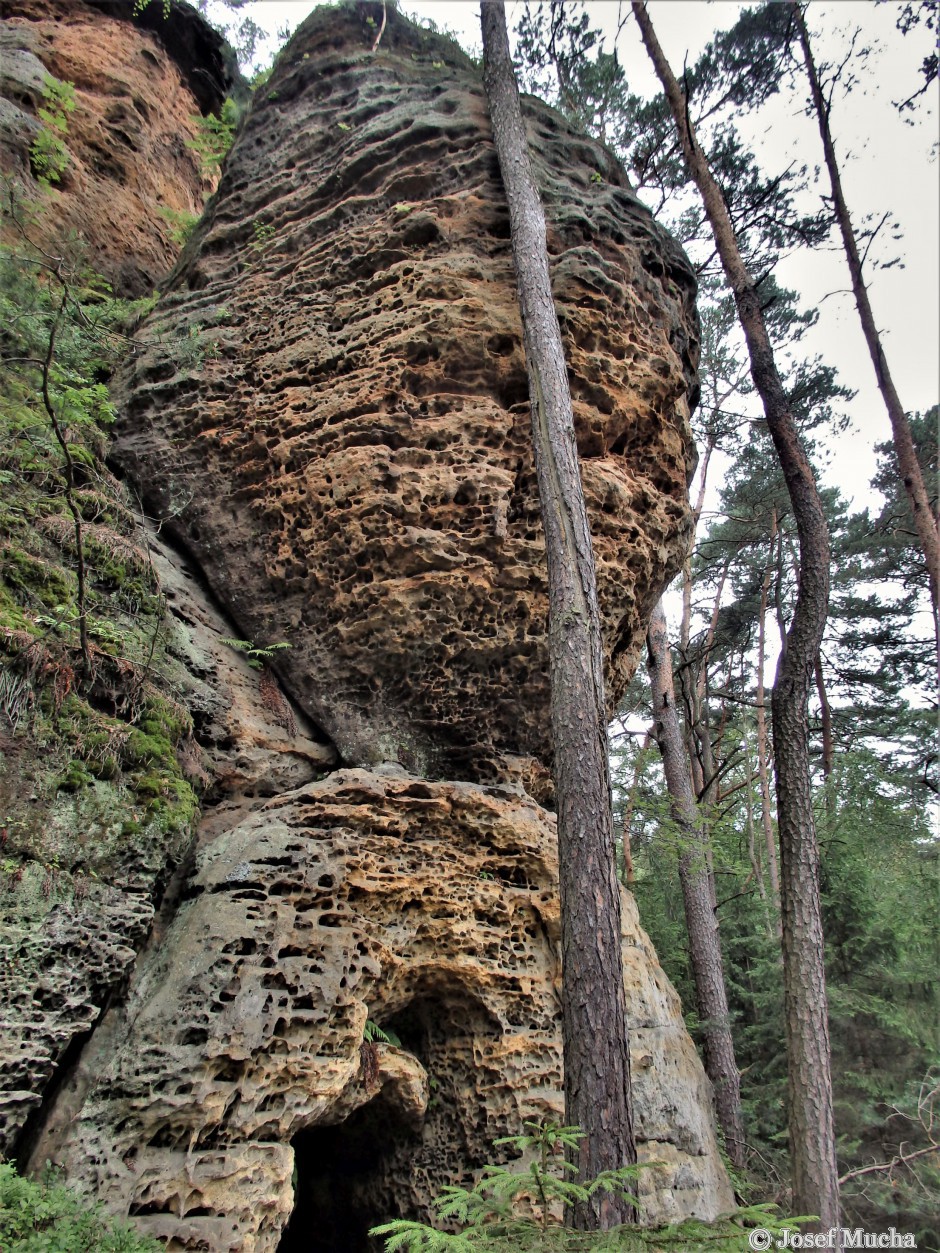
[790,1,940,665]
[621,730,653,886]
[689,562,729,807]
[647,604,746,1169]
[632,2,839,1228]
[757,516,781,916]
[481,2,636,1228]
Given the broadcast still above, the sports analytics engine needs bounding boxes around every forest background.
[192,0,940,1240]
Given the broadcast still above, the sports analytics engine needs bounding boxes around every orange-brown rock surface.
[112,2,699,781]
[0,0,234,295]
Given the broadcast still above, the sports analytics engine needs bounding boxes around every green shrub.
[370,1122,808,1252]
[0,1161,160,1251]
[29,76,76,187]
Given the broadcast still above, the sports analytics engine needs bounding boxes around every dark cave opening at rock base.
[278,993,504,1251]
[277,1093,419,1253]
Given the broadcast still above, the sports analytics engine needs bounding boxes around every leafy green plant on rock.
[132,0,170,19]
[221,637,291,670]
[0,1161,161,1251]
[157,204,199,247]
[29,76,76,188]
[364,1019,402,1046]
[186,97,240,177]
[249,218,276,253]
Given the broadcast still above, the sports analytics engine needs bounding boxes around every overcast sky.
[206,1,939,511]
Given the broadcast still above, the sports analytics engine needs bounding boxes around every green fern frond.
[368,1220,480,1251]
[363,1019,402,1046]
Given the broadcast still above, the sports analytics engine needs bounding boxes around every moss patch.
[0,199,204,905]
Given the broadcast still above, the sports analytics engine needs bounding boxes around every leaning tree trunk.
[647,603,746,1169]
[480,1,637,1229]
[790,1,940,674]
[633,1,840,1229]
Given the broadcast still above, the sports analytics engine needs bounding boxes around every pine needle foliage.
[370,1122,805,1251]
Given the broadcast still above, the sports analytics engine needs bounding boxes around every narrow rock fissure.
[12,1021,97,1171]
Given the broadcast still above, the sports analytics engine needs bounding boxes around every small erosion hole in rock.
[278,1094,418,1253]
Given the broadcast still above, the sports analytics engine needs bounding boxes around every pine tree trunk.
[633,2,839,1228]
[647,603,746,1168]
[790,2,940,673]
[814,652,834,784]
[757,516,781,916]
[743,718,775,938]
[480,2,637,1228]
[621,730,653,885]
[692,562,729,806]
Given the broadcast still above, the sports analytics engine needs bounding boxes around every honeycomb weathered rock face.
[5,4,733,1241]
[112,2,699,781]
[0,529,335,1156]
[0,0,233,296]
[49,770,733,1251]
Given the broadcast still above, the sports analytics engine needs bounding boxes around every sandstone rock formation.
[0,527,335,1156]
[112,1,699,783]
[1,2,737,1246]
[0,0,252,1158]
[46,769,732,1252]
[0,0,234,296]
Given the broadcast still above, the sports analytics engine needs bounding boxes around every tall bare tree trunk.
[692,561,730,805]
[757,514,781,916]
[790,2,940,672]
[481,2,636,1228]
[633,3,839,1228]
[647,603,746,1168]
[679,560,728,801]
[621,729,653,885]
[743,717,775,939]
[814,653,834,784]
